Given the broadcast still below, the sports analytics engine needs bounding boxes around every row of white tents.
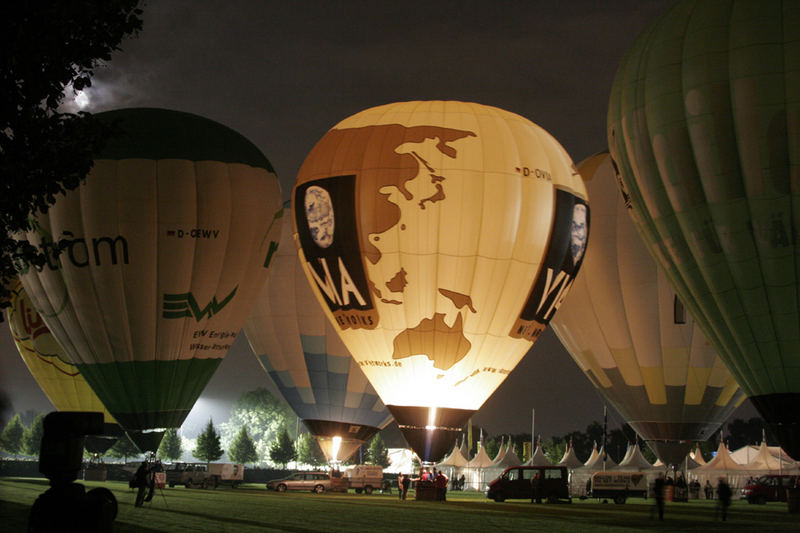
[434,437,800,494]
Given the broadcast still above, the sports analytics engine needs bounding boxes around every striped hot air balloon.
[608,0,800,459]
[550,153,744,464]
[243,206,392,464]
[16,108,283,451]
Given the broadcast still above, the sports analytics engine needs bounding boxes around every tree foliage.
[219,387,293,457]
[194,418,224,463]
[107,433,142,462]
[294,432,326,468]
[228,426,259,465]
[269,427,296,468]
[0,1,143,304]
[157,428,183,461]
[366,434,390,468]
[1,414,25,456]
[22,412,45,456]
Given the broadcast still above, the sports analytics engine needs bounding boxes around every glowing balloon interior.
[608,0,800,459]
[550,153,744,464]
[16,108,283,451]
[243,206,392,463]
[293,101,588,461]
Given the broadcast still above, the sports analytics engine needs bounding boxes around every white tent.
[583,446,617,470]
[484,441,523,484]
[690,444,706,465]
[614,444,654,470]
[491,437,507,464]
[738,441,800,473]
[730,443,797,467]
[437,438,471,482]
[558,444,585,470]
[692,442,749,489]
[523,444,552,467]
[463,438,495,491]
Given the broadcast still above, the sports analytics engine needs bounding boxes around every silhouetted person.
[717,478,732,521]
[133,461,149,507]
[653,475,665,520]
[401,473,411,500]
[530,472,542,504]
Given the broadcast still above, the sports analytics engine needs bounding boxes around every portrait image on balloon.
[14,108,284,452]
[292,101,589,462]
[608,0,800,459]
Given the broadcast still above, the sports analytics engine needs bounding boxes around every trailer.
[166,462,244,488]
[343,465,383,494]
[589,471,648,504]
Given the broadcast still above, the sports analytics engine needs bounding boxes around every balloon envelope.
[608,0,800,459]
[550,153,744,464]
[292,101,588,461]
[243,206,392,463]
[17,108,283,451]
[6,281,121,453]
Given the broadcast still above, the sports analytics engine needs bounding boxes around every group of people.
[397,468,449,501]
[653,475,732,521]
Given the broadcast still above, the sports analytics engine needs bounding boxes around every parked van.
[589,471,648,504]
[743,475,799,504]
[486,466,571,503]
[343,465,383,494]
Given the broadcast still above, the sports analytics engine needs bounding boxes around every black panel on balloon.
[750,394,800,461]
[387,405,473,463]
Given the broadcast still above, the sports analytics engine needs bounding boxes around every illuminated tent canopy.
[243,206,392,463]
[608,0,800,459]
[292,100,588,462]
[17,108,283,451]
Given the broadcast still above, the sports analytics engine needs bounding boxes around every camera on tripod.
[28,412,117,533]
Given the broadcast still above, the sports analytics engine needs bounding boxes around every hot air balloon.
[243,205,392,464]
[550,152,744,464]
[5,281,121,453]
[608,0,800,459]
[16,108,283,451]
[292,101,588,462]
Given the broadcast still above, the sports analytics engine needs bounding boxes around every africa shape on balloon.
[293,101,589,462]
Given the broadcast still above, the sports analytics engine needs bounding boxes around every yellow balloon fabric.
[6,282,115,424]
[293,101,588,461]
[550,153,743,464]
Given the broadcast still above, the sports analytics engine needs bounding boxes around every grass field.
[1,477,796,532]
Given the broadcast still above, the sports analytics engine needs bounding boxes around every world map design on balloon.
[304,185,335,248]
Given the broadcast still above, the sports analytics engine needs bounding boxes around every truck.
[589,471,649,504]
[166,462,244,488]
[343,465,384,494]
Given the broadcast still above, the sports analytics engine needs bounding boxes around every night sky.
[0,0,757,440]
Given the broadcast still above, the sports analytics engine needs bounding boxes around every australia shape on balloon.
[292,101,589,462]
[14,108,284,452]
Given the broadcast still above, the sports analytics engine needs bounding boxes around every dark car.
[486,466,571,503]
[743,475,799,504]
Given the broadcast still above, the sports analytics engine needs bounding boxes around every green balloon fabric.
[608,0,800,459]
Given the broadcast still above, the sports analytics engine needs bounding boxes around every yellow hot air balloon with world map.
[293,101,589,462]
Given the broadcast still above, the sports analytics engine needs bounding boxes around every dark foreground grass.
[1,477,796,532]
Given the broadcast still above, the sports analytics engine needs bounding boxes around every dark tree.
[0,1,142,305]
[1,414,26,457]
[366,434,390,468]
[228,426,259,465]
[194,419,224,464]
[725,417,773,450]
[269,428,296,468]
[22,412,45,456]
[294,432,326,468]
[107,433,142,462]
[157,428,183,462]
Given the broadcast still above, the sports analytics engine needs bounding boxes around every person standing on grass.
[717,478,732,521]
[401,473,411,500]
[652,474,665,520]
[398,474,404,500]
